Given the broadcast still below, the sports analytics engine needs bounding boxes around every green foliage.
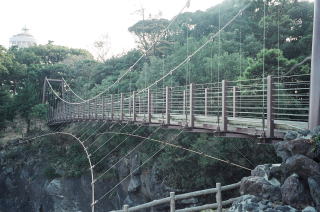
[30,104,48,120]
[43,166,61,180]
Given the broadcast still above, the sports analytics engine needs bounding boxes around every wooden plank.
[190,83,195,128]
[148,89,152,123]
[222,80,228,131]
[205,88,208,116]
[267,75,274,138]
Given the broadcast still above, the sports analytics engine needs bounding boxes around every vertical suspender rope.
[217,4,221,130]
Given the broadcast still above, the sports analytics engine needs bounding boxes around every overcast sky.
[0,0,223,57]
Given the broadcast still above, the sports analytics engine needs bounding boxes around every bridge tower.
[309,0,320,130]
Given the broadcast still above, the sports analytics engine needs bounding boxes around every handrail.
[110,182,241,212]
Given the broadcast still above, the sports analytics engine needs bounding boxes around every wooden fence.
[110,182,241,212]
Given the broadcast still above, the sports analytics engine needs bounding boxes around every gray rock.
[240,176,281,201]
[281,174,313,209]
[228,195,298,212]
[127,175,141,193]
[308,176,320,211]
[283,154,320,179]
[302,206,317,212]
[275,141,292,161]
[311,126,320,136]
[298,129,311,137]
[284,131,299,141]
[46,179,63,197]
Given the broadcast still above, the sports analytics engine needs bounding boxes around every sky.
[0,0,223,58]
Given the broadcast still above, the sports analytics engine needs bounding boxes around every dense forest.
[0,0,313,131]
[0,0,314,192]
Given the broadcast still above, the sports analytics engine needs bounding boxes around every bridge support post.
[166,86,171,125]
[233,86,238,118]
[133,91,136,122]
[102,95,105,120]
[216,183,222,212]
[190,83,195,128]
[267,76,274,138]
[170,192,175,212]
[205,88,208,116]
[222,80,228,132]
[120,93,124,121]
[95,99,98,119]
[148,89,152,123]
[111,94,114,120]
[183,90,186,115]
[123,204,129,212]
[309,0,320,130]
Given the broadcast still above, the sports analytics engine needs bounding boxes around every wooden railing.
[110,182,241,212]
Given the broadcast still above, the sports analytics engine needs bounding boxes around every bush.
[43,166,61,180]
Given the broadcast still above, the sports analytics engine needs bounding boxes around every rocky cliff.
[229,128,320,212]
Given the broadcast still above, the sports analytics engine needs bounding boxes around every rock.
[240,176,281,201]
[228,195,297,212]
[281,174,313,209]
[274,140,319,161]
[283,154,320,179]
[127,175,141,193]
[311,126,320,136]
[308,176,320,210]
[251,164,281,186]
[302,206,317,212]
[46,179,63,197]
[275,141,292,161]
[298,129,311,137]
[284,131,299,141]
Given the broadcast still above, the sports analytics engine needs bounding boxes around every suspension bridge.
[20,0,320,211]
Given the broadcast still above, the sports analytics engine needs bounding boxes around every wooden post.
[120,93,124,121]
[95,99,98,119]
[148,89,152,123]
[138,96,141,114]
[189,83,195,128]
[205,88,208,116]
[166,86,171,125]
[216,183,222,212]
[233,86,237,118]
[222,80,228,131]
[42,77,47,104]
[123,204,129,212]
[267,76,274,138]
[170,192,175,212]
[102,95,105,119]
[133,91,136,122]
[111,94,114,120]
[183,90,186,115]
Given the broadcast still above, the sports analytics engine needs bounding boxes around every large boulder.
[228,195,298,212]
[240,176,281,201]
[308,176,320,211]
[282,154,320,179]
[251,164,281,186]
[302,206,317,212]
[281,174,313,209]
[274,140,319,161]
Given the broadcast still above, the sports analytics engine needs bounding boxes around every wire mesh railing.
[47,74,310,137]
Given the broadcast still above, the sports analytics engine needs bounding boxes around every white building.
[9,27,36,48]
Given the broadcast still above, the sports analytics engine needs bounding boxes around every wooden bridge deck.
[48,112,308,140]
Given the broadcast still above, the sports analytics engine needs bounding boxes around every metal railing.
[47,74,310,138]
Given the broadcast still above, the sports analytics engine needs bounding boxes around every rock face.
[231,126,320,212]
[240,176,281,201]
[228,195,298,212]
[308,176,320,211]
[0,148,173,212]
[281,174,313,209]
[283,154,320,179]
